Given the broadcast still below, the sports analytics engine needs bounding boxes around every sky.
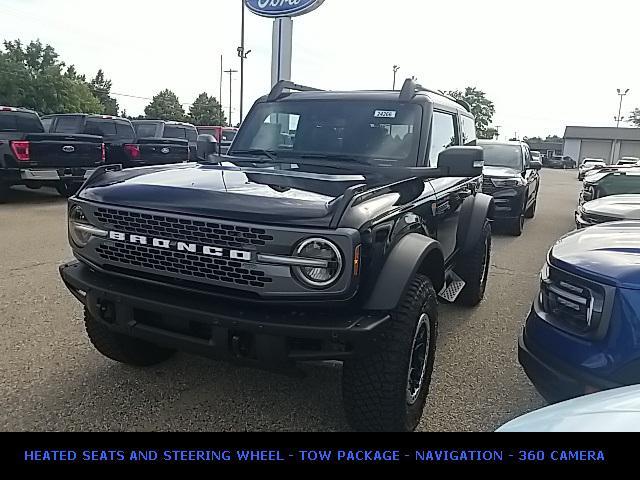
[1,0,638,139]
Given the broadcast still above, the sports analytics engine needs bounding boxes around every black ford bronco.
[59,79,494,431]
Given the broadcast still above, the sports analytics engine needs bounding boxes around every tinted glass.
[40,117,52,132]
[231,100,422,166]
[115,121,136,140]
[186,127,198,142]
[163,126,187,139]
[428,111,458,167]
[53,116,82,133]
[0,112,44,133]
[85,119,116,136]
[461,115,477,146]
[134,123,159,138]
[480,144,524,170]
[599,174,640,196]
[221,129,237,142]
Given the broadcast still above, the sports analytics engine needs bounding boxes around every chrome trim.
[72,223,108,238]
[292,238,344,288]
[20,169,60,180]
[256,254,329,268]
[548,284,587,305]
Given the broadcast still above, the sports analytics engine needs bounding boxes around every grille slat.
[94,208,274,249]
[92,207,276,289]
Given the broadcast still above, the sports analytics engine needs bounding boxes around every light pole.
[225,68,238,126]
[238,1,252,125]
[392,65,400,90]
[616,88,630,128]
[219,55,224,125]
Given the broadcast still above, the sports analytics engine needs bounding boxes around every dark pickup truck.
[132,120,198,159]
[42,114,189,168]
[0,106,104,199]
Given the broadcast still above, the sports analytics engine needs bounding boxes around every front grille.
[540,266,605,335]
[96,242,273,288]
[482,181,496,195]
[94,207,274,249]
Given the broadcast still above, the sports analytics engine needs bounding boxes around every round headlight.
[69,205,91,248]
[293,238,343,288]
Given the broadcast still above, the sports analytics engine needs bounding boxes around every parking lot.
[0,168,581,432]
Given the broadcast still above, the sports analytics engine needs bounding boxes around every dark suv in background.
[479,140,541,236]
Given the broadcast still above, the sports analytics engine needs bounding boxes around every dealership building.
[563,126,640,164]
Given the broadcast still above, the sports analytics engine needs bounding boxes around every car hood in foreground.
[497,385,640,432]
[549,221,640,289]
[78,162,367,227]
[582,195,640,220]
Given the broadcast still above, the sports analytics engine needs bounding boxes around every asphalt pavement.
[0,168,581,431]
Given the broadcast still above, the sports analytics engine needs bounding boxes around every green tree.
[144,89,185,120]
[188,92,226,126]
[89,69,118,115]
[446,87,496,138]
[629,109,640,127]
[0,39,102,114]
[479,127,498,140]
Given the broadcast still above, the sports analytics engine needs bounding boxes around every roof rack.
[398,78,471,112]
[267,81,323,101]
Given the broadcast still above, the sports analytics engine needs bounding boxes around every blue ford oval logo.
[245,0,324,18]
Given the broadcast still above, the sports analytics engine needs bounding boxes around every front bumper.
[483,184,526,219]
[519,308,620,403]
[60,260,390,366]
[20,168,96,182]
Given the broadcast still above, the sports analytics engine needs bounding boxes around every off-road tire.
[84,308,175,366]
[342,274,438,432]
[55,181,82,198]
[455,220,492,306]
[524,198,537,219]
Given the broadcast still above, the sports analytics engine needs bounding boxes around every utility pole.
[616,88,630,128]
[238,0,251,125]
[225,68,238,127]
[392,65,400,90]
[219,55,224,126]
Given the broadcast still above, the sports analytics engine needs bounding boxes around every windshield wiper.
[298,153,370,164]
[231,149,279,161]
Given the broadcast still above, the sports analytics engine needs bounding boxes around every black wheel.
[455,220,492,306]
[84,308,175,366]
[342,274,438,432]
[506,199,526,236]
[55,182,82,198]
[524,198,537,219]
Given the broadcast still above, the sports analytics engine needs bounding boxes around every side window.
[523,146,531,169]
[461,115,477,146]
[186,128,198,142]
[428,111,458,167]
[40,117,53,133]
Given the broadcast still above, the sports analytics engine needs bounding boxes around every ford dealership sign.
[245,0,325,18]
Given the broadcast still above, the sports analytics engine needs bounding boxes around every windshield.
[480,144,523,170]
[231,100,422,166]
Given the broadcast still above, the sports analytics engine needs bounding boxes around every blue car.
[519,221,640,403]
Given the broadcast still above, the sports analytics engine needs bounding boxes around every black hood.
[78,162,367,227]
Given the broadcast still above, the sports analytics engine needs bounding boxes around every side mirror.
[438,146,484,177]
[530,160,543,171]
[196,134,219,160]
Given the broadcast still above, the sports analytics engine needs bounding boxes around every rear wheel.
[342,274,438,432]
[84,308,175,366]
[455,220,492,306]
[55,181,82,198]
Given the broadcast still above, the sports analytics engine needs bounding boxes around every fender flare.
[363,233,444,311]
[456,193,494,254]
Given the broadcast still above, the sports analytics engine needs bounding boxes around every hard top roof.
[261,79,472,114]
